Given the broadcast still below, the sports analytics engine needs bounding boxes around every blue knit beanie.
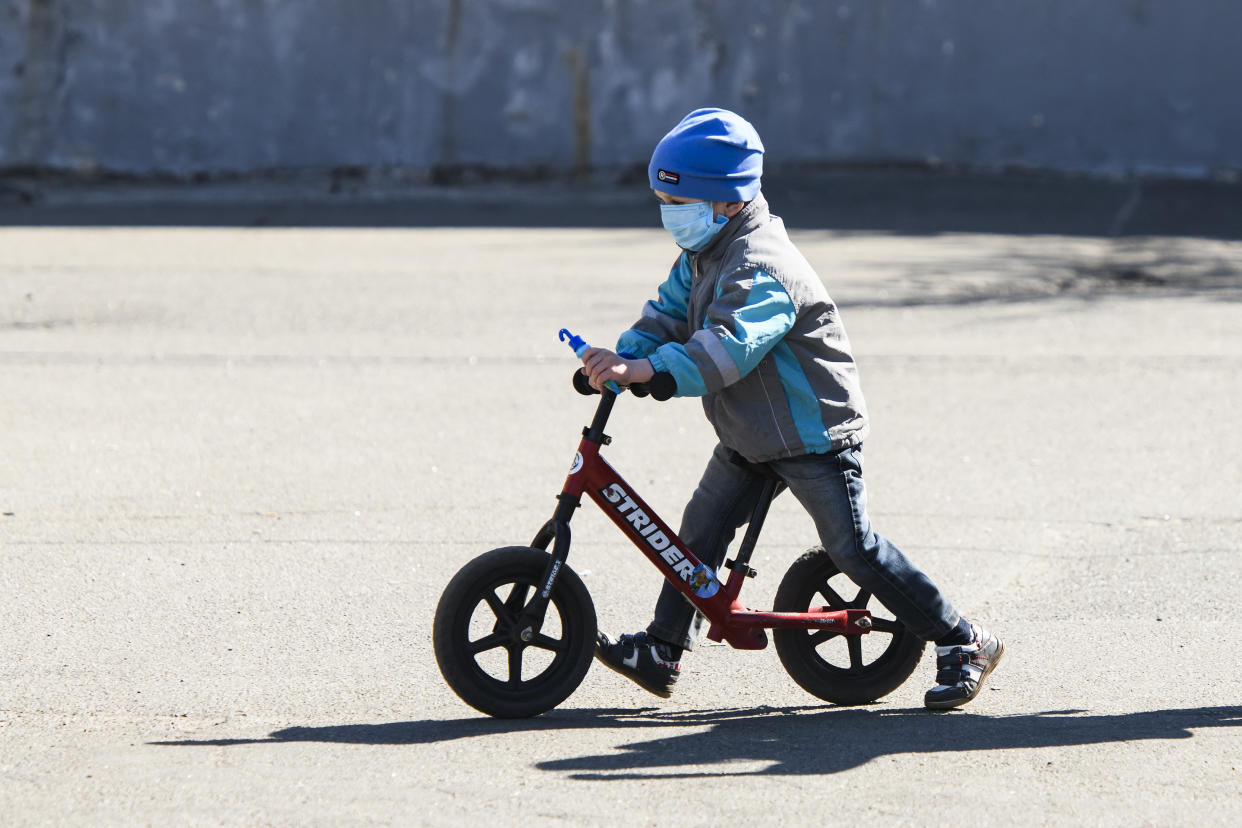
[648,108,764,202]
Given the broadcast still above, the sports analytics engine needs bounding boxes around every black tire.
[773,546,925,705]
[433,546,596,718]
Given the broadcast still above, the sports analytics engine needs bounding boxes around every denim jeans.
[646,442,962,650]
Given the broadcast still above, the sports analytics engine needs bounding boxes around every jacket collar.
[692,192,769,271]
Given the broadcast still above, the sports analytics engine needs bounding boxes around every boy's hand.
[581,347,655,391]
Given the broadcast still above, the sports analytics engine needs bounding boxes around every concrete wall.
[2,0,1240,178]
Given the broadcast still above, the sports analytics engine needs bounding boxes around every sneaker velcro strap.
[936,650,972,668]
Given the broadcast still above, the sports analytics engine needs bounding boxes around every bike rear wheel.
[773,546,925,705]
[433,546,596,718]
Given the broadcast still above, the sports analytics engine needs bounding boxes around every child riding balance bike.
[434,108,1002,718]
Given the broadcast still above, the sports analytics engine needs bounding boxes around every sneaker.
[594,631,681,699]
[924,622,1004,710]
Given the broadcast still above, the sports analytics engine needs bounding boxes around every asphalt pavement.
[2,186,1241,825]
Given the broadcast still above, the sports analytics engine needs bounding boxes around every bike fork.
[521,493,581,628]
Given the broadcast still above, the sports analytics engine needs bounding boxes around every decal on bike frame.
[599,482,695,583]
[689,564,720,599]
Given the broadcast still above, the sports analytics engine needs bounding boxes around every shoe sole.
[924,639,1005,711]
[592,648,676,699]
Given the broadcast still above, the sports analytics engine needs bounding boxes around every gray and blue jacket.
[617,194,869,463]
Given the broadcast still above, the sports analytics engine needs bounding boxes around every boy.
[580,108,1003,710]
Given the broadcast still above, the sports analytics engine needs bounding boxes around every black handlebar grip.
[572,369,600,396]
[641,372,677,401]
[570,370,676,401]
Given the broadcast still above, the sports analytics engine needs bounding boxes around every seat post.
[728,477,784,575]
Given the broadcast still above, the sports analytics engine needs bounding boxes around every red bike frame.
[547,394,873,649]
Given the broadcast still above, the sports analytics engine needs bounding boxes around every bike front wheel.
[433,546,596,718]
[773,546,925,705]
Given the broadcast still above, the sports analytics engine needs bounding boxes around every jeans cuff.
[646,622,695,652]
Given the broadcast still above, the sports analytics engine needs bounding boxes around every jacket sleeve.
[615,253,693,358]
[646,267,795,397]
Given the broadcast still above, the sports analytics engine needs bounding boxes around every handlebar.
[559,327,676,401]
[572,369,677,401]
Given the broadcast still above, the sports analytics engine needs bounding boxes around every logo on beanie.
[656,169,680,185]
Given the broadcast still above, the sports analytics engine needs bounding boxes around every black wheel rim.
[795,568,910,675]
[454,572,581,699]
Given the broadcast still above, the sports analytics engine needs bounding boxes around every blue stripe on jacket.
[647,270,796,397]
[769,341,832,452]
[616,253,693,358]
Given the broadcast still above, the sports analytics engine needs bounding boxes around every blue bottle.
[559,329,620,393]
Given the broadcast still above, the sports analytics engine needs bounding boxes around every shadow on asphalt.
[152,704,1242,777]
[843,236,1242,307]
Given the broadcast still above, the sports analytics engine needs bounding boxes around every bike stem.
[582,387,617,445]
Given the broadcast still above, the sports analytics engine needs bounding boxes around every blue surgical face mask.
[660,201,729,251]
